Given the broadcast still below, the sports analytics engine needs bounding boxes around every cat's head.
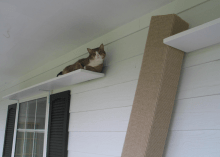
[87,44,106,60]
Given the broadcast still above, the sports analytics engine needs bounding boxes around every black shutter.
[3,103,17,157]
[47,91,71,157]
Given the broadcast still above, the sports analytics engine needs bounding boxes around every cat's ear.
[87,48,92,54]
[99,44,104,51]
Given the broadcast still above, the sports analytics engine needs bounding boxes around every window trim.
[10,94,50,157]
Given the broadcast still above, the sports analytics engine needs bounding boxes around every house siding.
[0,0,220,156]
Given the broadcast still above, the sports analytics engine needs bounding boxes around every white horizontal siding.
[0,101,10,111]
[170,95,220,131]
[105,28,148,66]
[68,132,126,156]
[182,43,220,68]
[0,120,6,131]
[0,131,4,153]
[0,109,7,120]
[70,80,137,112]
[69,119,129,132]
[178,60,220,92]
[170,111,220,131]
[164,130,220,157]
[177,83,220,100]
[174,95,220,113]
[0,131,4,142]
[68,151,120,157]
[69,107,131,132]
[177,60,220,99]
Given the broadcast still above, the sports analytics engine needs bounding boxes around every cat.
[57,44,106,77]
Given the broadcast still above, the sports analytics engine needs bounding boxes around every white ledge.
[3,69,104,100]
[163,18,220,52]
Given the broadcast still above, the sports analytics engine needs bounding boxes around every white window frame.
[10,94,50,157]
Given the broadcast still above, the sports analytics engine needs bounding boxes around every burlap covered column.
[121,14,189,157]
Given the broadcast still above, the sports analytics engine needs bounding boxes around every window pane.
[26,100,36,129]
[14,132,25,157]
[17,103,27,129]
[14,132,44,157]
[35,98,46,129]
[33,133,44,157]
[14,132,34,157]
[24,132,34,157]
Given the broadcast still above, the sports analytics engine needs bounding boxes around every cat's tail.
[57,71,63,77]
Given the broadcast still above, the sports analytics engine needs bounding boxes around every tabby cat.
[57,44,106,77]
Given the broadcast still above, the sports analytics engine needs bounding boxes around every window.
[3,91,70,157]
[14,98,47,157]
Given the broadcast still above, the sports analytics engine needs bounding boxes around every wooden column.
[121,14,189,157]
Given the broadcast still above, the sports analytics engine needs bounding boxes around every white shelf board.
[3,69,104,100]
[163,18,220,52]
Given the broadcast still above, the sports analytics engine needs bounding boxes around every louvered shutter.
[47,91,71,157]
[3,104,17,157]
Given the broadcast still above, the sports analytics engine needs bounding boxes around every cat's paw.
[84,66,86,70]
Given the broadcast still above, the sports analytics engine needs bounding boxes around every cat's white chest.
[88,58,103,67]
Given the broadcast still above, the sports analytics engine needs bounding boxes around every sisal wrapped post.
[121,14,189,157]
